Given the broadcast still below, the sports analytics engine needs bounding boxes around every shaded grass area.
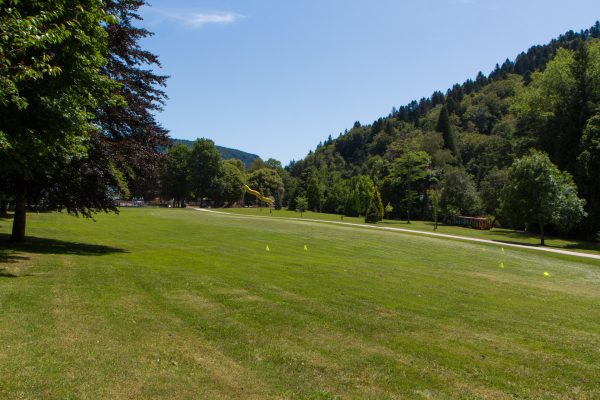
[0,208,599,399]
[223,207,600,255]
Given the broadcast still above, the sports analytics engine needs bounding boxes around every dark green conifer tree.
[435,106,458,157]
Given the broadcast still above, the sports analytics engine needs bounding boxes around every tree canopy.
[501,151,586,245]
[0,0,122,241]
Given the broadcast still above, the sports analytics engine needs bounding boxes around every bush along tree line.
[229,24,599,244]
[0,0,169,242]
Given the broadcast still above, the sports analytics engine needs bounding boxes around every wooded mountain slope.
[281,22,600,239]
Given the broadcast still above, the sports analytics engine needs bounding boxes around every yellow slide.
[243,184,275,206]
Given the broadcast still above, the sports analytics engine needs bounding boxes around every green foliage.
[364,202,380,223]
[247,168,285,204]
[306,177,322,212]
[459,132,513,184]
[160,145,191,207]
[374,187,384,221]
[392,150,431,222]
[427,188,441,229]
[577,111,600,235]
[224,158,246,174]
[0,0,123,240]
[0,2,80,109]
[295,196,308,212]
[384,202,394,218]
[188,139,222,201]
[440,168,482,219]
[501,150,586,244]
[364,188,383,223]
[512,42,600,171]
[480,168,508,222]
[461,75,523,134]
[250,158,266,172]
[343,176,375,217]
[171,139,259,169]
[436,106,458,156]
[214,161,245,206]
[264,158,283,170]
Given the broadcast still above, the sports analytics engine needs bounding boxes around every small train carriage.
[452,216,492,230]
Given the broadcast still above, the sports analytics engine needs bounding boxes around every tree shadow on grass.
[0,268,19,278]
[0,234,127,259]
[485,230,600,253]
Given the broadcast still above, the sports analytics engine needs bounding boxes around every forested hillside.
[278,22,600,239]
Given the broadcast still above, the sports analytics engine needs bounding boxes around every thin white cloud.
[187,12,244,27]
[149,9,245,29]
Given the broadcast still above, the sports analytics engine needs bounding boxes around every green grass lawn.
[223,207,600,255]
[1,208,599,399]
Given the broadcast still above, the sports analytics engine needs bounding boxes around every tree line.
[160,139,286,209]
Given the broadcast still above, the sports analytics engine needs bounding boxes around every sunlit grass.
[1,208,599,398]
[222,207,600,255]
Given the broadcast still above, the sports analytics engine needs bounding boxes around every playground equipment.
[243,184,275,206]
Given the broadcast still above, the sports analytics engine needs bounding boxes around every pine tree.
[435,106,458,157]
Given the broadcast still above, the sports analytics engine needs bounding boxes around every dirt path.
[192,208,600,261]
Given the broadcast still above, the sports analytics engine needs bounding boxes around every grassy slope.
[223,207,600,255]
[0,208,599,399]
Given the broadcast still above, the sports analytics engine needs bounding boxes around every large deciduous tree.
[160,144,191,208]
[188,139,222,203]
[480,168,508,227]
[501,151,586,245]
[392,150,431,224]
[440,167,481,220]
[1,0,169,242]
[247,168,285,206]
[0,0,122,242]
[213,161,245,206]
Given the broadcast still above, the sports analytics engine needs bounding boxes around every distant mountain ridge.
[170,139,260,169]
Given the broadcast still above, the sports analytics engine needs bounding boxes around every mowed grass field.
[224,207,600,255]
[1,208,599,399]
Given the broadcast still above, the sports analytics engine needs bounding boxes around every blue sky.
[140,0,599,164]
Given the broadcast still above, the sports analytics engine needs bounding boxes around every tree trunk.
[10,184,27,243]
[406,184,412,224]
[539,222,545,246]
